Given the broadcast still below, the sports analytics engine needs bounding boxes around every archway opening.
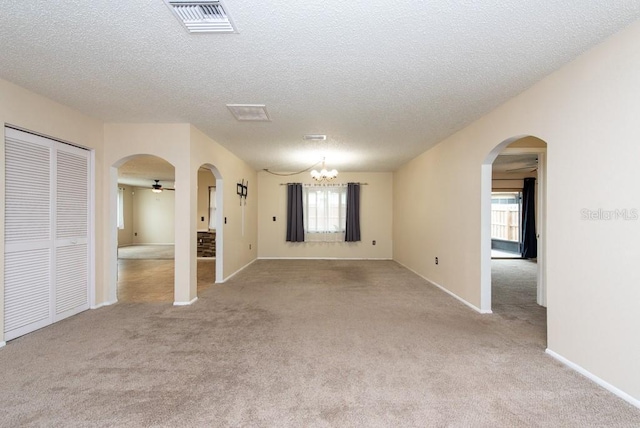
[197,163,224,286]
[481,136,547,343]
[112,154,177,303]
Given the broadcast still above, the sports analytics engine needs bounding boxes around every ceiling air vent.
[165,0,237,33]
[226,104,271,121]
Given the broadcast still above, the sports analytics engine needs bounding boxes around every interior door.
[54,144,89,320]
[4,127,90,341]
[4,129,53,340]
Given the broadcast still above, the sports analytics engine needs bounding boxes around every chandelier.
[310,158,338,182]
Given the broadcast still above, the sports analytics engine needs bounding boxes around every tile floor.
[117,258,215,303]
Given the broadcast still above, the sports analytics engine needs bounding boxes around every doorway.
[115,155,177,303]
[197,163,224,284]
[481,136,547,314]
[490,191,522,258]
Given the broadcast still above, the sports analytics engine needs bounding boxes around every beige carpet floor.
[0,260,639,427]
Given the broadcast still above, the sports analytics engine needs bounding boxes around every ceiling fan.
[150,180,175,193]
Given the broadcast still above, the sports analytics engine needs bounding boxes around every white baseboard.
[91,300,117,310]
[174,297,198,306]
[219,259,257,283]
[395,261,490,314]
[256,257,393,260]
[545,349,640,409]
[0,341,5,349]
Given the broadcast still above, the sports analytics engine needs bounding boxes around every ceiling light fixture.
[310,158,338,182]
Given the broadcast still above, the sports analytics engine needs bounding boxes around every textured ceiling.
[1,1,639,172]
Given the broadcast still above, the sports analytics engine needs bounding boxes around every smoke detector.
[164,0,237,33]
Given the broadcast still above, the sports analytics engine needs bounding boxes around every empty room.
[1,1,640,426]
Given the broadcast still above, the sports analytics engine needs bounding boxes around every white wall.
[132,187,175,244]
[190,125,257,281]
[258,171,393,259]
[394,19,640,402]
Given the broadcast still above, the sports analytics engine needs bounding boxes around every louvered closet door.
[54,143,89,321]
[4,127,90,341]
[4,128,54,340]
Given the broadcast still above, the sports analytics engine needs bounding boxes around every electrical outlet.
[372,240,376,245]
[273,216,276,221]
[134,232,137,237]
[224,217,227,224]
[201,216,204,221]
[249,244,252,250]
[435,257,438,265]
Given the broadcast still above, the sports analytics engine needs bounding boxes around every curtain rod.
[279,183,368,186]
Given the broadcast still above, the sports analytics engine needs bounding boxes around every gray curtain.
[521,178,537,258]
[286,183,304,242]
[345,183,361,242]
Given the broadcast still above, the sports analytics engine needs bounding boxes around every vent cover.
[226,104,271,121]
[165,0,237,33]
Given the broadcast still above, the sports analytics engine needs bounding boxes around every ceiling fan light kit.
[152,180,164,193]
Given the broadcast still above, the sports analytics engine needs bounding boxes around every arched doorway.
[481,136,547,315]
[197,163,224,284]
[109,154,177,303]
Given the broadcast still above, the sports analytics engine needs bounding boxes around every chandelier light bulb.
[310,159,338,182]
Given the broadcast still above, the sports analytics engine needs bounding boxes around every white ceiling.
[1,1,639,172]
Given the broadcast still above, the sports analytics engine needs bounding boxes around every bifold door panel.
[4,127,90,340]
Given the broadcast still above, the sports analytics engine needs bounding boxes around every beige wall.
[103,123,258,304]
[258,171,393,259]
[197,170,216,231]
[0,78,105,342]
[190,125,257,281]
[394,19,640,401]
[117,185,134,246]
[131,187,175,244]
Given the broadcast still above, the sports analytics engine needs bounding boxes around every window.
[117,187,125,229]
[491,191,521,242]
[208,186,216,230]
[303,185,346,241]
